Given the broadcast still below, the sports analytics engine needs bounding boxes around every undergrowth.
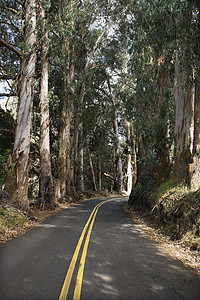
[129,178,200,251]
[0,204,26,232]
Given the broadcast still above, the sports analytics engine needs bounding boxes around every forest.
[0,0,200,248]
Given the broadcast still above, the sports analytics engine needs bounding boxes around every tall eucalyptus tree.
[1,0,37,210]
[38,0,55,207]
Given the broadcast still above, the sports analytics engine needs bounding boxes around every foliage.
[1,0,200,201]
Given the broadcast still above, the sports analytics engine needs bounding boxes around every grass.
[148,176,174,208]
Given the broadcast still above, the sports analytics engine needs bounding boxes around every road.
[0,196,200,300]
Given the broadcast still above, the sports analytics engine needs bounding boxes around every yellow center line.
[73,200,112,300]
[59,198,118,300]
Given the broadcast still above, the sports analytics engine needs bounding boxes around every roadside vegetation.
[0,203,27,243]
[0,190,112,243]
[128,179,200,252]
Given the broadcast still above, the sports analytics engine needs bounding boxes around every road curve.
[0,196,200,300]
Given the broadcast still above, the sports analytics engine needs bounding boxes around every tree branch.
[85,25,110,71]
[103,172,115,181]
[0,93,16,97]
[7,7,18,14]
[15,0,23,5]
[0,37,22,57]
[0,74,17,80]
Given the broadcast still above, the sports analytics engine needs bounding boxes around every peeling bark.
[173,52,194,185]
[58,90,71,197]
[39,2,55,208]
[2,0,36,210]
[155,52,170,184]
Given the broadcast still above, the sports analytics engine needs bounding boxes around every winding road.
[0,196,200,299]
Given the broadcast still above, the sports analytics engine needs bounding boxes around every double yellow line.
[59,199,115,300]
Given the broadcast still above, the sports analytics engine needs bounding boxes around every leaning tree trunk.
[173,51,194,185]
[2,0,36,210]
[39,3,55,208]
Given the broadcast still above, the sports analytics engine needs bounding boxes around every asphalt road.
[0,196,200,300]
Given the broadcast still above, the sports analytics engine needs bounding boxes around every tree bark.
[39,2,55,208]
[2,0,36,210]
[80,148,85,191]
[113,109,123,193]
[56,1,76,198]
[125,121,132,194]
[97,154,102,191]
[155,53,170,185]
[58,83,71,197]
[86,143,97,191]
[131,125,137,187]
[173,52,194,185]
[189,73,200,189]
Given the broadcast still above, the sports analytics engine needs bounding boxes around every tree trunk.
[131,125,137,187]
[113,110,123,193]
[126,121,132,195]
[86,143,97,191]
[58,36,75,197]
[189,73,200,189]
[2,0,36,210]
[173,52,194,185]
[135,134,144,185]
[155,52,170,185]
[97,154,102,192]
[58,87,71,197]
[80,148,85,191]
[39,3,55,208]
[56,1,76,198]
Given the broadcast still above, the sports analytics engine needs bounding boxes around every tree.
[38,0,55,208]
[173,0,200,187]
[1,0,37,210]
